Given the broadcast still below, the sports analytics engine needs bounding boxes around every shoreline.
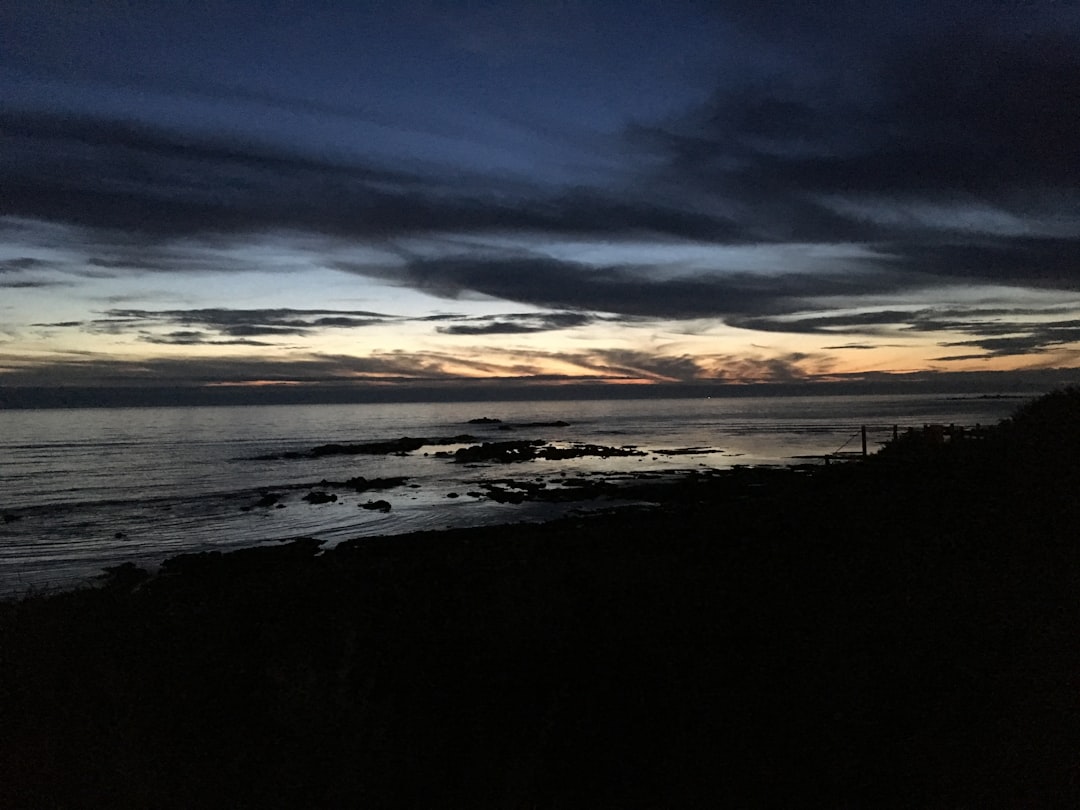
[1,391,1031,596]
[3,390,1079,807]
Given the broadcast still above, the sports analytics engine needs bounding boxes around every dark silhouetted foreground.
[3,390,1080,807]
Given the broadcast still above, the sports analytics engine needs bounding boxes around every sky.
[3,0,1080,403]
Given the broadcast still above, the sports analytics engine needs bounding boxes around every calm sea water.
[0,393,1026,595]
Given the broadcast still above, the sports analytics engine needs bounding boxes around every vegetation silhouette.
[2,388,1079,807]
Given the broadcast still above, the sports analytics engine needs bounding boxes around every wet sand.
[3,390,1079,808]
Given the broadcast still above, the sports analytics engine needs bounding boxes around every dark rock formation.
[452,440,546,463]
[343,476,408,493]
[450,440,644,464]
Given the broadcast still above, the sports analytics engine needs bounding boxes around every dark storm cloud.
[1,279,69,289]
[437,311,594,335]
[735,306,1080,359]
[37,305,603,343]
[729,310,924,335]
[332,19,1080,316]
[346,254,908,320]
[881,239,1080,288]
[139,331,274,347]
[633,22,1080,284]
[936,322,1080,359]
[0,111,742,243]
[107,308,393,329]
[34,308,402,340]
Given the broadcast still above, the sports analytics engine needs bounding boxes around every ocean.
[0,392,1026,595]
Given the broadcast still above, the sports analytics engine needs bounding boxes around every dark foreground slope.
[3,390,1080,808]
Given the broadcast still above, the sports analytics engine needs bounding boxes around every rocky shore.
[2,389,1079,808]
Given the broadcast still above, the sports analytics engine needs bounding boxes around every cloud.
[728,310,923,335]
[632,24,1080,287]
[0,279,69,288]
[35,305,610,345]
[0,256,72,288]
[734,306,1080,359]
[347,254,909,321]
[822,343,890,351]
[436,311,594,335]
[0,111,743,243]
[38,307,401,340]
[881,239,1080,288]
[0,257,50,273]
[139,331,275,347]
[935,322,1080,359]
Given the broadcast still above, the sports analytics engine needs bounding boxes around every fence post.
[861,425,868,457]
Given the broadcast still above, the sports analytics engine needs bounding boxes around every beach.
[0,393,1024,595]
[2,390,1079,807]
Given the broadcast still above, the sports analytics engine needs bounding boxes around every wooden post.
[892,424,898,442]
[861,425,868,457]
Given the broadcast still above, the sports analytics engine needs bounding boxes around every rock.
[360,499,392,512]
[467,417,502,424]
[450,440,644,464]
[308,435,477,458]
[344,476,408,493]
[537,443,643,461]
[452,440,546,463]
[255,492,281,507]
[483,488,526,504]
[303,491,337,504]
